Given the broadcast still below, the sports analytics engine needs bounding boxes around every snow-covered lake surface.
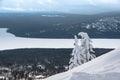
[0,28,120,50]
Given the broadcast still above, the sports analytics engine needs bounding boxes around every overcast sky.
[0,0,120,14]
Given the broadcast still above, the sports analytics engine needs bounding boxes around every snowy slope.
[45,48,120,80]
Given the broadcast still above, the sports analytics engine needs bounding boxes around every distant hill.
[0,12,120,38]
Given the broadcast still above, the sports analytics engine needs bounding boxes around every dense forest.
[0,48,113,78]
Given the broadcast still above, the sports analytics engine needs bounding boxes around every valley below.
[0,12,120,80]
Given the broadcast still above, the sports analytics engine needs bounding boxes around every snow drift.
[45,48,120,80]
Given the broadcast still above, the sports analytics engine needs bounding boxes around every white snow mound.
[45,48,120,80]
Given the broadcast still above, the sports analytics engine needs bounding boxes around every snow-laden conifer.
[69,32,96,70]
[78,32,96,62]
[69,35,82,69]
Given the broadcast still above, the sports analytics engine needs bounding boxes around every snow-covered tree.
[69,32,96,70]
[69,35,83,70]
[78,32,96,62]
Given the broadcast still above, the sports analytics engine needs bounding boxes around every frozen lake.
[0,28,120,50]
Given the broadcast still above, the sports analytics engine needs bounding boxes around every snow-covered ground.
[45,48,120,80]
[0,28,120,50]
[41,14,65,17]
